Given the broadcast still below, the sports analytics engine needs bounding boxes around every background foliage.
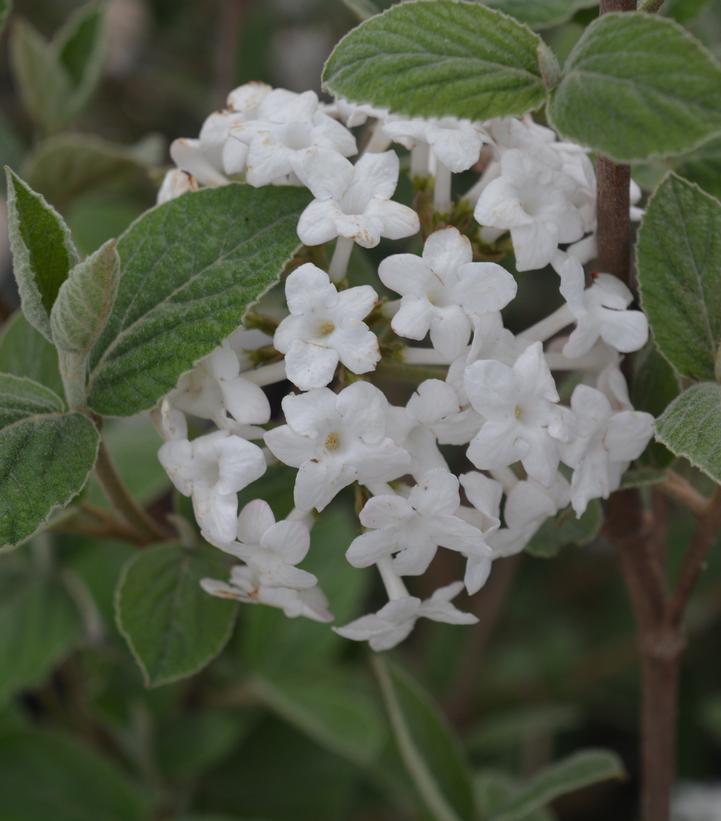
[1,1,721,819]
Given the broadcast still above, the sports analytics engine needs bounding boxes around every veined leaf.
[483,0,597,30]
[54,1,106,116]
[0,373,63,428]
[323,0,546,122]
[548,13,721,162]
[87,184,308,417]
[0,312,63,396]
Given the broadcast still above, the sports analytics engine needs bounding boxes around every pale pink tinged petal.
[429,306,472,360]
[263,520,311,563]
[599,309,648,353]
[422,227,473,276]
[459,471,503,523]
[193,487,238,545]
[378,254,435,297]
[285,339,340,390]
[605,411,655,462]
[284,263,337,314]
[513,342,559,403]
[359,494,415,529]
[337,381,388,440]
[336,285,378,320]
[170,138,227,187]
[464,359,518,416]
[282,388,338,437]
[236,498,275,544]
[332,325,380,374]
[220,378,270,426]
[297,200,341,246]
[216,438,266,494]
[410,468,460,516]
[392,298,433,341]
[263,425,317,468]
[467,420,520,471]
[463,556,493,596]
[520,429,560,487]
[455,262,517,313]
[346,528,399,567]
[374,199,420,240]
[354,150,400,199]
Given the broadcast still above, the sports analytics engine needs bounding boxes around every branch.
[658,471,711,517]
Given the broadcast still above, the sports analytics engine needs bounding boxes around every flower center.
[317,320,336,337]
[514,403,523,420]
[324,431,341,451]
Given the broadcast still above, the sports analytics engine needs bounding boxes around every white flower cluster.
[154,82,655,651]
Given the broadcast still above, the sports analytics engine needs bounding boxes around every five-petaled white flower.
[474,148,585,272]
[207,499,318,592]
[158,430,266,545]
[264,382,410,512]
[464,342,572,486]
[296,150,419,248]
[379,227,517,360]
[346,469,490,586]
[231,88,356,187]
[333,581,477,651]
[558,256,649,358]
[274,263,379,390]
[562,384,654,515]
[383,117,489,173]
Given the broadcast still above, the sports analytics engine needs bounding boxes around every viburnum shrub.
[3,1,721,820]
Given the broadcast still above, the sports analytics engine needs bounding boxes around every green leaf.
[22,133,158,210]
[323,0,546,122]
[115,544,238,686]
[0,730,149,821]
[637,173,721,381]
[5,168,78,341]
[54,1,106,116]
[0,556,82,703]
[656,383,721,485]
[483,0,597,30]
[475,772,554,821]
[343,0,384,19]
[372,656,476,821]
[0,1,11,35]
[87,184,308,417]
[250,669,386,768]
[677,136,721,201]
[0,373,63,428]
[468,704,580,755]
[0,411,99,549]
[0,312,63,395]
[51,239,120,356]
[9,19,73,133]
[489,749,625,820]
[548,13,721,162]
[525,500,602,559]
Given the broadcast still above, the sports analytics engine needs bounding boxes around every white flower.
[274,263,379,390]
[231,88,356,187]
[201,567,332,623]
[264,381,410,512]
[558,256,648,357]
[168,342,270,436]
[474,149,585,271]
[562,384,654,515]
[379,227,517,360]
[334,581,477,651]
[157,169,197,204]
[458,471,504,590]
[346,469,490,585]
[297,150,419,248]
[158,430,266,544]
[383,117,489,173]
[464,342,572,486]
[488,474,571,556]
[208,499,317,590]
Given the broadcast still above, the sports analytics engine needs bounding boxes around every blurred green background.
[1,1,721,820]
